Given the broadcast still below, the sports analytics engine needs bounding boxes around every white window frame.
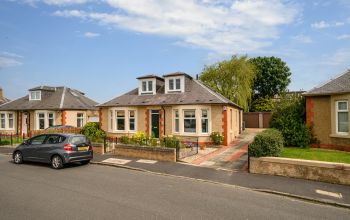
[129,110,136,131]
[29,91,41,101]
[8,113,14,129]
[110,108,138,133]
[116,110,126,131]
[109,110,114,131]
[183,109,196,134]
[35,111,55,130]
[139,79,156,95]
[336,100,349,135]
[201,109,209,134]
[77,113,84,128]
[0,113,6,129]
[174,110,179,133]
[165,76,184,93]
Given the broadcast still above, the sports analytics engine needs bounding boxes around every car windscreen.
[69,136,89,145]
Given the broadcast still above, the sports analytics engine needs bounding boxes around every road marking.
[102,158,131,165]
[136,159,157,164]
[315,189,343,199]
[200,161,216,166]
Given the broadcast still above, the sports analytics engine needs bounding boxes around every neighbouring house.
[0,88,10,105]
[0,86,98,136]
[303,69,350,151]
[98,72,243,146]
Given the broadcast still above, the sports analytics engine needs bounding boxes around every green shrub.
[250,96,274,112]
[149,133,158,147]
[210,132,223,145]
[249,129,284,157]
[119,136,129,144]
[131,131,147,146]
[161,136,179,148]
[80,122,106,142]
[270,94,310,148]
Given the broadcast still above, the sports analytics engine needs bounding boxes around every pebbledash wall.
[306,94,350,151]
[99,105,241,146]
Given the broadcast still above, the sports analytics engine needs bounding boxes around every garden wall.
[113,145,176,162]
[250,157,350,185]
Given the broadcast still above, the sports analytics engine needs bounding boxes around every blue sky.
[1,0,350,103]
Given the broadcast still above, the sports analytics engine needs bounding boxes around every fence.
[0,133,27,146]
[103,136,199,160]
[243,112,272,128]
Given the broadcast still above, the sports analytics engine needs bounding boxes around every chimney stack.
[0,88,3,99]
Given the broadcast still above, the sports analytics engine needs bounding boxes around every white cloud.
[84,32,100,38]
[311,21,330,29]
[22,0,90,6]
[52,0,300,54]
[292,34,313,43]
[337,34,350,40]
[0,52,23,69]
[323,49,350,66]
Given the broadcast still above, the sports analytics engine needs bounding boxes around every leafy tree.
[270,94,310,148]
[80,122,106,142]
[250,56,291,98]
[199,55,256,111]
[250,96,274,112]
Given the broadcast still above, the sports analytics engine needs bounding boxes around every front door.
[150,110,159,138]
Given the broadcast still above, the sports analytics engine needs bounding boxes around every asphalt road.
[0,155,349,220]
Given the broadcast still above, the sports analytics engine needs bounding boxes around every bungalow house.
[0,86,98,136]
[98,72,243,146]
[0,88,10,105]
[303,69,350,151]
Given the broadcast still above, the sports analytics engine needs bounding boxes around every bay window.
[0,113,5,129]
[336,101,348,134]
[174,110,179,133]
[129,110,135,131]
[184,110,196,133]
[36,111,55,130]
[201,110,208,133]
[38,113,45,129]
[116,110,125,130]
[77,113,84,128]
[8,113,14,129]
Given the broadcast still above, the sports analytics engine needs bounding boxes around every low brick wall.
[113,145,176,162]
[250,157,350,185]
[92,143,104,155]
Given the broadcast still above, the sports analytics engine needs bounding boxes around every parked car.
[12,133,93,169]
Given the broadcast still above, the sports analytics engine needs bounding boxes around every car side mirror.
[23,140,29,145]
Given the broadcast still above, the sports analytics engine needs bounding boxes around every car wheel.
[13,151,23,164]
[81,160,90,165]
[51,155,63,169]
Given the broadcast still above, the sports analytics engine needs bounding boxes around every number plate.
[78,146,89,151]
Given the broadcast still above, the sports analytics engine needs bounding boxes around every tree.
[250,56,291,98]
[199,55,256,111]
[250,96,274,112]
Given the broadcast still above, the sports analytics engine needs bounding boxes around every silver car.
[13,133,93,169]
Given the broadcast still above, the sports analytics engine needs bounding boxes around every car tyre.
[51,155,63,169]
[13,151,23,164]
[81,160,90,165]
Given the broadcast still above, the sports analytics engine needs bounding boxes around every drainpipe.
[16,111,19,135]
[161,106,166,136]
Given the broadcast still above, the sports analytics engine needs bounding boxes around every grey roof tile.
[0,86,98,111]
[303,69,350,96]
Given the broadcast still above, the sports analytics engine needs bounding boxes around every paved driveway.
[187,128,263,171]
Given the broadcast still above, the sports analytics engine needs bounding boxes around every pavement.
[0,155,349,220]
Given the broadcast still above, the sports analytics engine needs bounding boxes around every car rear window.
[69,136,88,145]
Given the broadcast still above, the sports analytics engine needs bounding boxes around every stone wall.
[250,157,350,185]
[113,145,176,162]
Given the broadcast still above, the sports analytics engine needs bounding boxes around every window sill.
[329,134,350,139]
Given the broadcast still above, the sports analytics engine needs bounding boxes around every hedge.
[249,129,284,157]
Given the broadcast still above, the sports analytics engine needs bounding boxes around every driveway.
[184,128,263,171]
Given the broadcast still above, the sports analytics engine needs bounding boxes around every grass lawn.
[281,147,350,164]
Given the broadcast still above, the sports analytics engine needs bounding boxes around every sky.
[0,0,350,103]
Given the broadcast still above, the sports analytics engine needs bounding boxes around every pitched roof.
[163,72,193,79]
[303,69,350,96]
[0,86,98,111]
[99,75,242,109]
[136,74,164,81]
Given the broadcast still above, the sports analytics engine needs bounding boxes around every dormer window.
[169,78,181,91]
[165,75,185,94]
[29,91,41,101]
[138,78,156,95]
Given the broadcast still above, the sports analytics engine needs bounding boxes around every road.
[0,154,349,220]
